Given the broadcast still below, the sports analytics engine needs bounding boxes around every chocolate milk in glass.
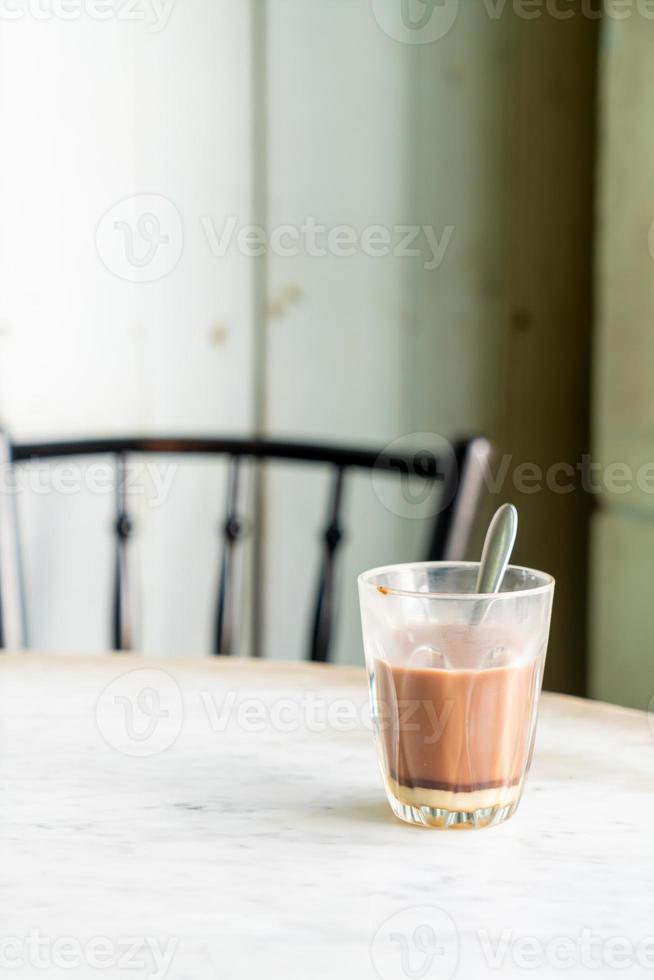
[373,622,544,817]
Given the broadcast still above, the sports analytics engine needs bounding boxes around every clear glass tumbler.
[358,562,554,829]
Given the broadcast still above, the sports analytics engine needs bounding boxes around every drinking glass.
[358,562,554,829]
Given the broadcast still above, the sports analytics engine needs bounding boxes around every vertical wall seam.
[250,0,269,656]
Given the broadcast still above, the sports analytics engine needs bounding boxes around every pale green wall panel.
[592,17,654,704]
[590,508,654,711]
[595,17,654,513]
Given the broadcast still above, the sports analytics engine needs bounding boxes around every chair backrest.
[0,434,491,661]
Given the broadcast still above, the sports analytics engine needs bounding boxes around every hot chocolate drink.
[372,623,544,822]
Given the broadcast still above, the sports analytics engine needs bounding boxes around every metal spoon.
[473,504,518,660]
[475,503,518,595]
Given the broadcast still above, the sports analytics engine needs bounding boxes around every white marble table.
[2,654,654,980]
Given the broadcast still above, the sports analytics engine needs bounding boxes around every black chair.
[0,434,491,661]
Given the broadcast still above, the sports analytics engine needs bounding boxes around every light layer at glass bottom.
[384,776,525,829]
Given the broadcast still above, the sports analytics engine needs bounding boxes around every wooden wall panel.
[499,7,598,694]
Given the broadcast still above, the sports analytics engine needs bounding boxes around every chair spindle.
[214,456,246,655]
[112,452,137,651]
[309,465,347,663]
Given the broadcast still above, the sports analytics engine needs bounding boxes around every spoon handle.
[475,503,518,594]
